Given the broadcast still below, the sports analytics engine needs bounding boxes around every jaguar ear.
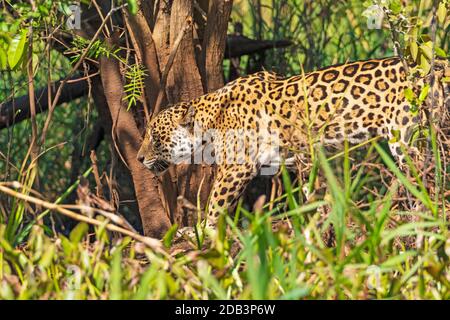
[179,105,195,128]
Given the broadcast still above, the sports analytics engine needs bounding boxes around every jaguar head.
[137,102,196,174]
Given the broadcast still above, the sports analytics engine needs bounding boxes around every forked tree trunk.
[99,0,233,237]
[0,0,289,238]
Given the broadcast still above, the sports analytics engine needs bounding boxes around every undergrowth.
[1,145,449,300]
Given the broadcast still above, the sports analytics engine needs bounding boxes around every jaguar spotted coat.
[137,57,448,229]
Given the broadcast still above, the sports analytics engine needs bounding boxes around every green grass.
[0,144,448,300]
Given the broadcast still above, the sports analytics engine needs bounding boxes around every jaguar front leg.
[206,163,259,228]
[175,164,258,240]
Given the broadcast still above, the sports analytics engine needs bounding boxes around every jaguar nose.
[137,154,145,163]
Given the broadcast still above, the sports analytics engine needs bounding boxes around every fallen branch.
[0,183,165,253]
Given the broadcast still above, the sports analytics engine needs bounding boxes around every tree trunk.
[123,2,161,111]
[167,0,205,102]
[202,0,233,92]
[99,38,171,238]
[3,0,234,238]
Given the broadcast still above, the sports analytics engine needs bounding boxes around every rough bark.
[90,76,143,231]
[99,38,171,238]
[124,1,161,110]
[202,0,233,92]
[152,0,171,71]
[164,0,216,224]
[167,0,204,102]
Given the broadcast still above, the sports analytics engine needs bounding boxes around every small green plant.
[124,64,147,110]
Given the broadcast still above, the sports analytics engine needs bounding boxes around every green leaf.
[281,165,297,211]
[110,249,122,300]
[418,84,430,102]
[38,4,50,16]
[381,251,417,268]
[381,222,442,245]
[38,243,55,268]
[420,41,433,60]
[389,0,402,14]
[0,47,6,69]
[435,46,447,58]
[410,41,419,61]
[7,29,27,69]
[127,0,138,15]
[69,222,89,244]
[163,224,178,248]
[420,55,431,75]
[404,88,416,103]
[58,2,72,16]
[60,235,74,256]
[280,287,310,300]
[32,53,39,74]
[438,2,447,25]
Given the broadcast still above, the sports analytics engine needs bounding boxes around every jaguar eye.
[152,136,161,148]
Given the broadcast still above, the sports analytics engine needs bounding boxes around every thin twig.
[60,204,134,231]
[66,72,100,83]
[424,0,442,201]
[39,4,125,146]
[26,23,38,161]
[384,8,410,75]
[90,150,104,198]
[92,0,111,37]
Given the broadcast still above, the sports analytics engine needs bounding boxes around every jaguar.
[137,57,449,229]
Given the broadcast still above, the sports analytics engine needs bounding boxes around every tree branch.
[225,35,292,59]
[0,36,292,130]
[0,76,89,130]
